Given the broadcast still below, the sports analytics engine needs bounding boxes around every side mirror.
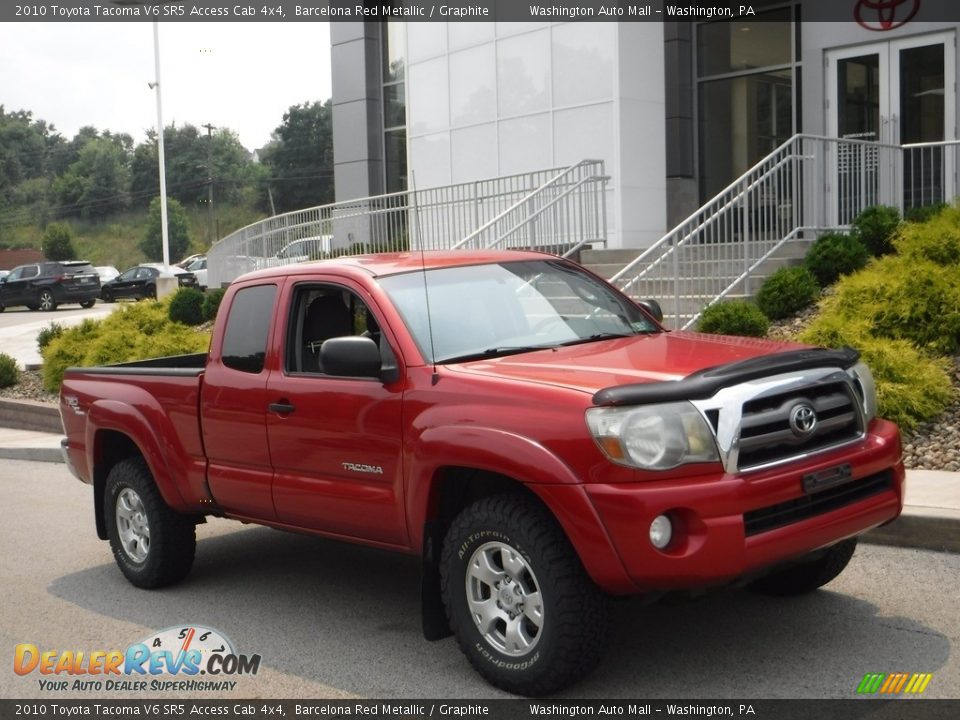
[639,298,664,323]
[320,336,383,379]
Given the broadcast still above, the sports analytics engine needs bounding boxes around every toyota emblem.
[789,403,818,438]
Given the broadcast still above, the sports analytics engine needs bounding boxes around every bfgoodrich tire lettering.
[440,494,608,696]
[104,457,196,589]
[749,538,858,596]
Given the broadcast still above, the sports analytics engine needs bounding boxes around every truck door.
[265,281,407,546]
[202,282,278,519]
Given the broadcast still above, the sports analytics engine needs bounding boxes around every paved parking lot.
[0,303,117,367]
[2,458,959,700]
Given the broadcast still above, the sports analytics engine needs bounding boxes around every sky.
[0,22,332,151]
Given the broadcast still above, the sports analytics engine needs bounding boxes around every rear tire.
[440,494,609,696]
[38,289,57,312]
[104,457,196,589]
[749,538,858,596]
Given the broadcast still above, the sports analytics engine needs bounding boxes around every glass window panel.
[837,54,880,140]
[449,44,496,127]
[698,70,793,200]
[222,284,276,374]
[900,44,945,143]
[497,30,550,117]
[408,57,449,134]
[385,129,407,193]
[384,83,405,129]
[552,23,614,107]
[383,21,406,82]
[697,8,791,76]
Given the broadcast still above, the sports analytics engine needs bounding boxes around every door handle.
[268,401,296,415]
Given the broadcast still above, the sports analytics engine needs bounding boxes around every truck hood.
[449,331,809,395]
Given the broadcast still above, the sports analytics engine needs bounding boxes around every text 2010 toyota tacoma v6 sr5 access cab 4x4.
[59,251,904,695]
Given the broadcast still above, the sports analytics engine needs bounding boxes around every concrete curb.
[864,507,960,554]
[0,398,62,434]
[0,446,62,463]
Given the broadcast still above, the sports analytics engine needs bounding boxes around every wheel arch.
[91,430,142,540]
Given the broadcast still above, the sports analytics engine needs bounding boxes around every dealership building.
[329,0,960,250]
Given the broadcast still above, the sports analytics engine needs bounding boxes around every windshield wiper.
[439,345,557,364]
[559,332,646,347]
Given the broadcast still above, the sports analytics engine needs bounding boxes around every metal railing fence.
[208,161,608,288]
[610,134,960,329]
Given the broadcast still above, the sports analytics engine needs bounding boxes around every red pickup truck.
[59,251,904,695]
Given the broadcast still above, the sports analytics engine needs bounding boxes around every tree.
[42,222,76,261]
[51,134,131,219]
[259,100,334,213]
[140,196,190,262]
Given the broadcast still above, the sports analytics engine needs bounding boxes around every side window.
[7,268,22,281]
[222,284,277,374]
[287,285,383,375]
[21,266,40,279]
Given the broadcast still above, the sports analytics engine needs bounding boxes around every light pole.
[149,21,170,267]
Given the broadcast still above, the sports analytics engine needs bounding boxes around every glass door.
[826,33,955,223]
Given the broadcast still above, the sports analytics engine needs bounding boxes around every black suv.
[0,261,101,312]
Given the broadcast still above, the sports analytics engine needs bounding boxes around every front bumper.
[582,418,904,592]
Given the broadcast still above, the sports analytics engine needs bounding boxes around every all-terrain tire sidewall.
[104,457,196,589]
[441,495,608,696]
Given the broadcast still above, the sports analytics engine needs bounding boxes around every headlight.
[847,361,878,423]
[585,402,720,470]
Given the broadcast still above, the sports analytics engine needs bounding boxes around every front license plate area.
[803,463,853,494]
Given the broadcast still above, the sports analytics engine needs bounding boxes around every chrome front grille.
[691,367,868,475]
[737,382,863,471]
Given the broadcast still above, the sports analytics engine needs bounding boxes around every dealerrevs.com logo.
[13,625,261,693]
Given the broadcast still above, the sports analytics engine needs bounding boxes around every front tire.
[101,290,114,303]
[104,457,196,589]
[79,299,96,309]
[440,494,608,696]
[749,538,858,596]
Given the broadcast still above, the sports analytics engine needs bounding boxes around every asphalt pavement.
[0,302,117,368]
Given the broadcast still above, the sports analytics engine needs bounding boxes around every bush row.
[42,299,211,392]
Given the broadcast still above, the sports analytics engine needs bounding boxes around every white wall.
[404,22,667,249]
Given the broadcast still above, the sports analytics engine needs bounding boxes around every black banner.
[3,1,960,24]
[3,700,960,720]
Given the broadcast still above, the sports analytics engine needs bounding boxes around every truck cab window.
[287,286,384,374]
[221,284,276,373]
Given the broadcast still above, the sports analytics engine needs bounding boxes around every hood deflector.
[592,348,860,407]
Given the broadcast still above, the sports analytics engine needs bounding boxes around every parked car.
[0,270,9,283]
[184,257,207,290]
[100,264,197,302]
[95,265,120,283]
[0,260,100,312]
[176,253,205,269]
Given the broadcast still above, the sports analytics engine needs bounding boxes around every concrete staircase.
[580,237,813,328]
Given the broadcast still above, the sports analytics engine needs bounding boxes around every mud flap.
[421,520,452,641]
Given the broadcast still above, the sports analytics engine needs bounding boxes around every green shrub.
[168,287,205,326]
[799,320,953,431]
[202,287,226,322]
[852,205,900,256]
[36,322,64,352]
[698,301,769,337]
[816,256,960,354]
[42,300,211,392]
[804,232,869,287]
[755,266,819,320]
[0,353,19,388]
[904,202,947,224]
[893,203,960,266]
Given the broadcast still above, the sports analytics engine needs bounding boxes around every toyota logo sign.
[789,403,818,438]
[854,0,921,31]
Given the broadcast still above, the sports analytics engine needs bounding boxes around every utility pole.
[202,123,215,245]
[150,21,170,267]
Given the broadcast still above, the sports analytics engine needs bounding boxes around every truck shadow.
[48,522,950,700]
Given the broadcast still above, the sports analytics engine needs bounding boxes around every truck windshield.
[379,259,659,364]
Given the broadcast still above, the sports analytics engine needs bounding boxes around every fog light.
[649,515,673,549]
